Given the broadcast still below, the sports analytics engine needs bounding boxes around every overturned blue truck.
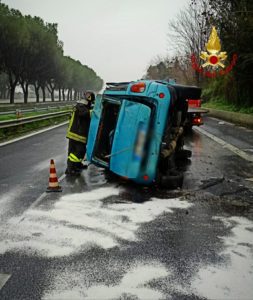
[87,80,201,188]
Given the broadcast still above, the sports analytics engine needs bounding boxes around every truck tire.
[158,154,176,175]
[159,169,184,189]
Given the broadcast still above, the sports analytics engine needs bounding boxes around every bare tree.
[167,0,210,84]
[144,54,195,85]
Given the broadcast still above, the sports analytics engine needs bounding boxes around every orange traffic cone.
[46,159,62,192]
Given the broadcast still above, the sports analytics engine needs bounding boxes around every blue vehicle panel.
[87,80,201,185]
[87,81,171,184]
[110,100,151,178]
[134,85,171,184]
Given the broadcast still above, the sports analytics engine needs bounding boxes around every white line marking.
[195,126,253,163]
[30,174,66,210]
[58,174,66,183]
[0,121,68,147]
[20,174,66,220]
[0,273,11,290]
[209,116,234,125]
[28,192,47,212]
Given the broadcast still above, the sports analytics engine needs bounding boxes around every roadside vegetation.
[0,107,72,121]
[202,101,253,114]
[0,2,103,104]
[144,0,253,112]
[0,115,69,142]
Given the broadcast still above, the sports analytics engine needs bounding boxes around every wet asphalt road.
[0,116,253,300]
[0,125,68,220]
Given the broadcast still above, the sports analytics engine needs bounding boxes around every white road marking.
[210,117,234,126]
[26,174,66,212]
[0,273,11,290]
[195,126,253,163]
[0,121,68,147]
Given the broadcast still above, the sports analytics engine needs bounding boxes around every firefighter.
[65,91,95,175]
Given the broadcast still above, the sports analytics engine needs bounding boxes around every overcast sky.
[3,0,189,84]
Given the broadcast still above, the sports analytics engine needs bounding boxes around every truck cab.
[87,80,201,187]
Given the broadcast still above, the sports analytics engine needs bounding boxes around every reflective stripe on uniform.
[66,132,87,143]
[67,110,75,133]
[68,153,82,163]
[66,109,87,143]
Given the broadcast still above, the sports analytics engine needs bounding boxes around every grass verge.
[0,107,72,121]
[202,101,253,114]
[0,115,69,142]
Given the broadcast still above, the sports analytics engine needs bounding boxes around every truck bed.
[188,107,209,114]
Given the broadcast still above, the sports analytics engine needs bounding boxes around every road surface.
[0,116,253,300]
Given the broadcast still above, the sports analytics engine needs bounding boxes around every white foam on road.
[191,216,253,300]
[43,262,170,300]
[84,263,169,300]
[43,290,84,300]
[0,187,190,257]
[41,214,253,299]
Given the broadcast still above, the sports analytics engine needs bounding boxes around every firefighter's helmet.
[85,91,95,102]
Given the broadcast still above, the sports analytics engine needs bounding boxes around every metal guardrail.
[0,99,76,107]
[0,111,71,129]
[0,103,74,116]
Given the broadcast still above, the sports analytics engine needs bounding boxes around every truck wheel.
[158,154,177,175]
[158,156,169,174]
[159,170,184,189]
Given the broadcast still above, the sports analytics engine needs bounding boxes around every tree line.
[145,0,253,108]
[0,1,103,103]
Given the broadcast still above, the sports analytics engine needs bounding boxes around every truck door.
[86,95,102,162]
[110,100,151,178]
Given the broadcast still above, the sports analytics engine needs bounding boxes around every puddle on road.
[0,186,191,257]
[191,216,253,299]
